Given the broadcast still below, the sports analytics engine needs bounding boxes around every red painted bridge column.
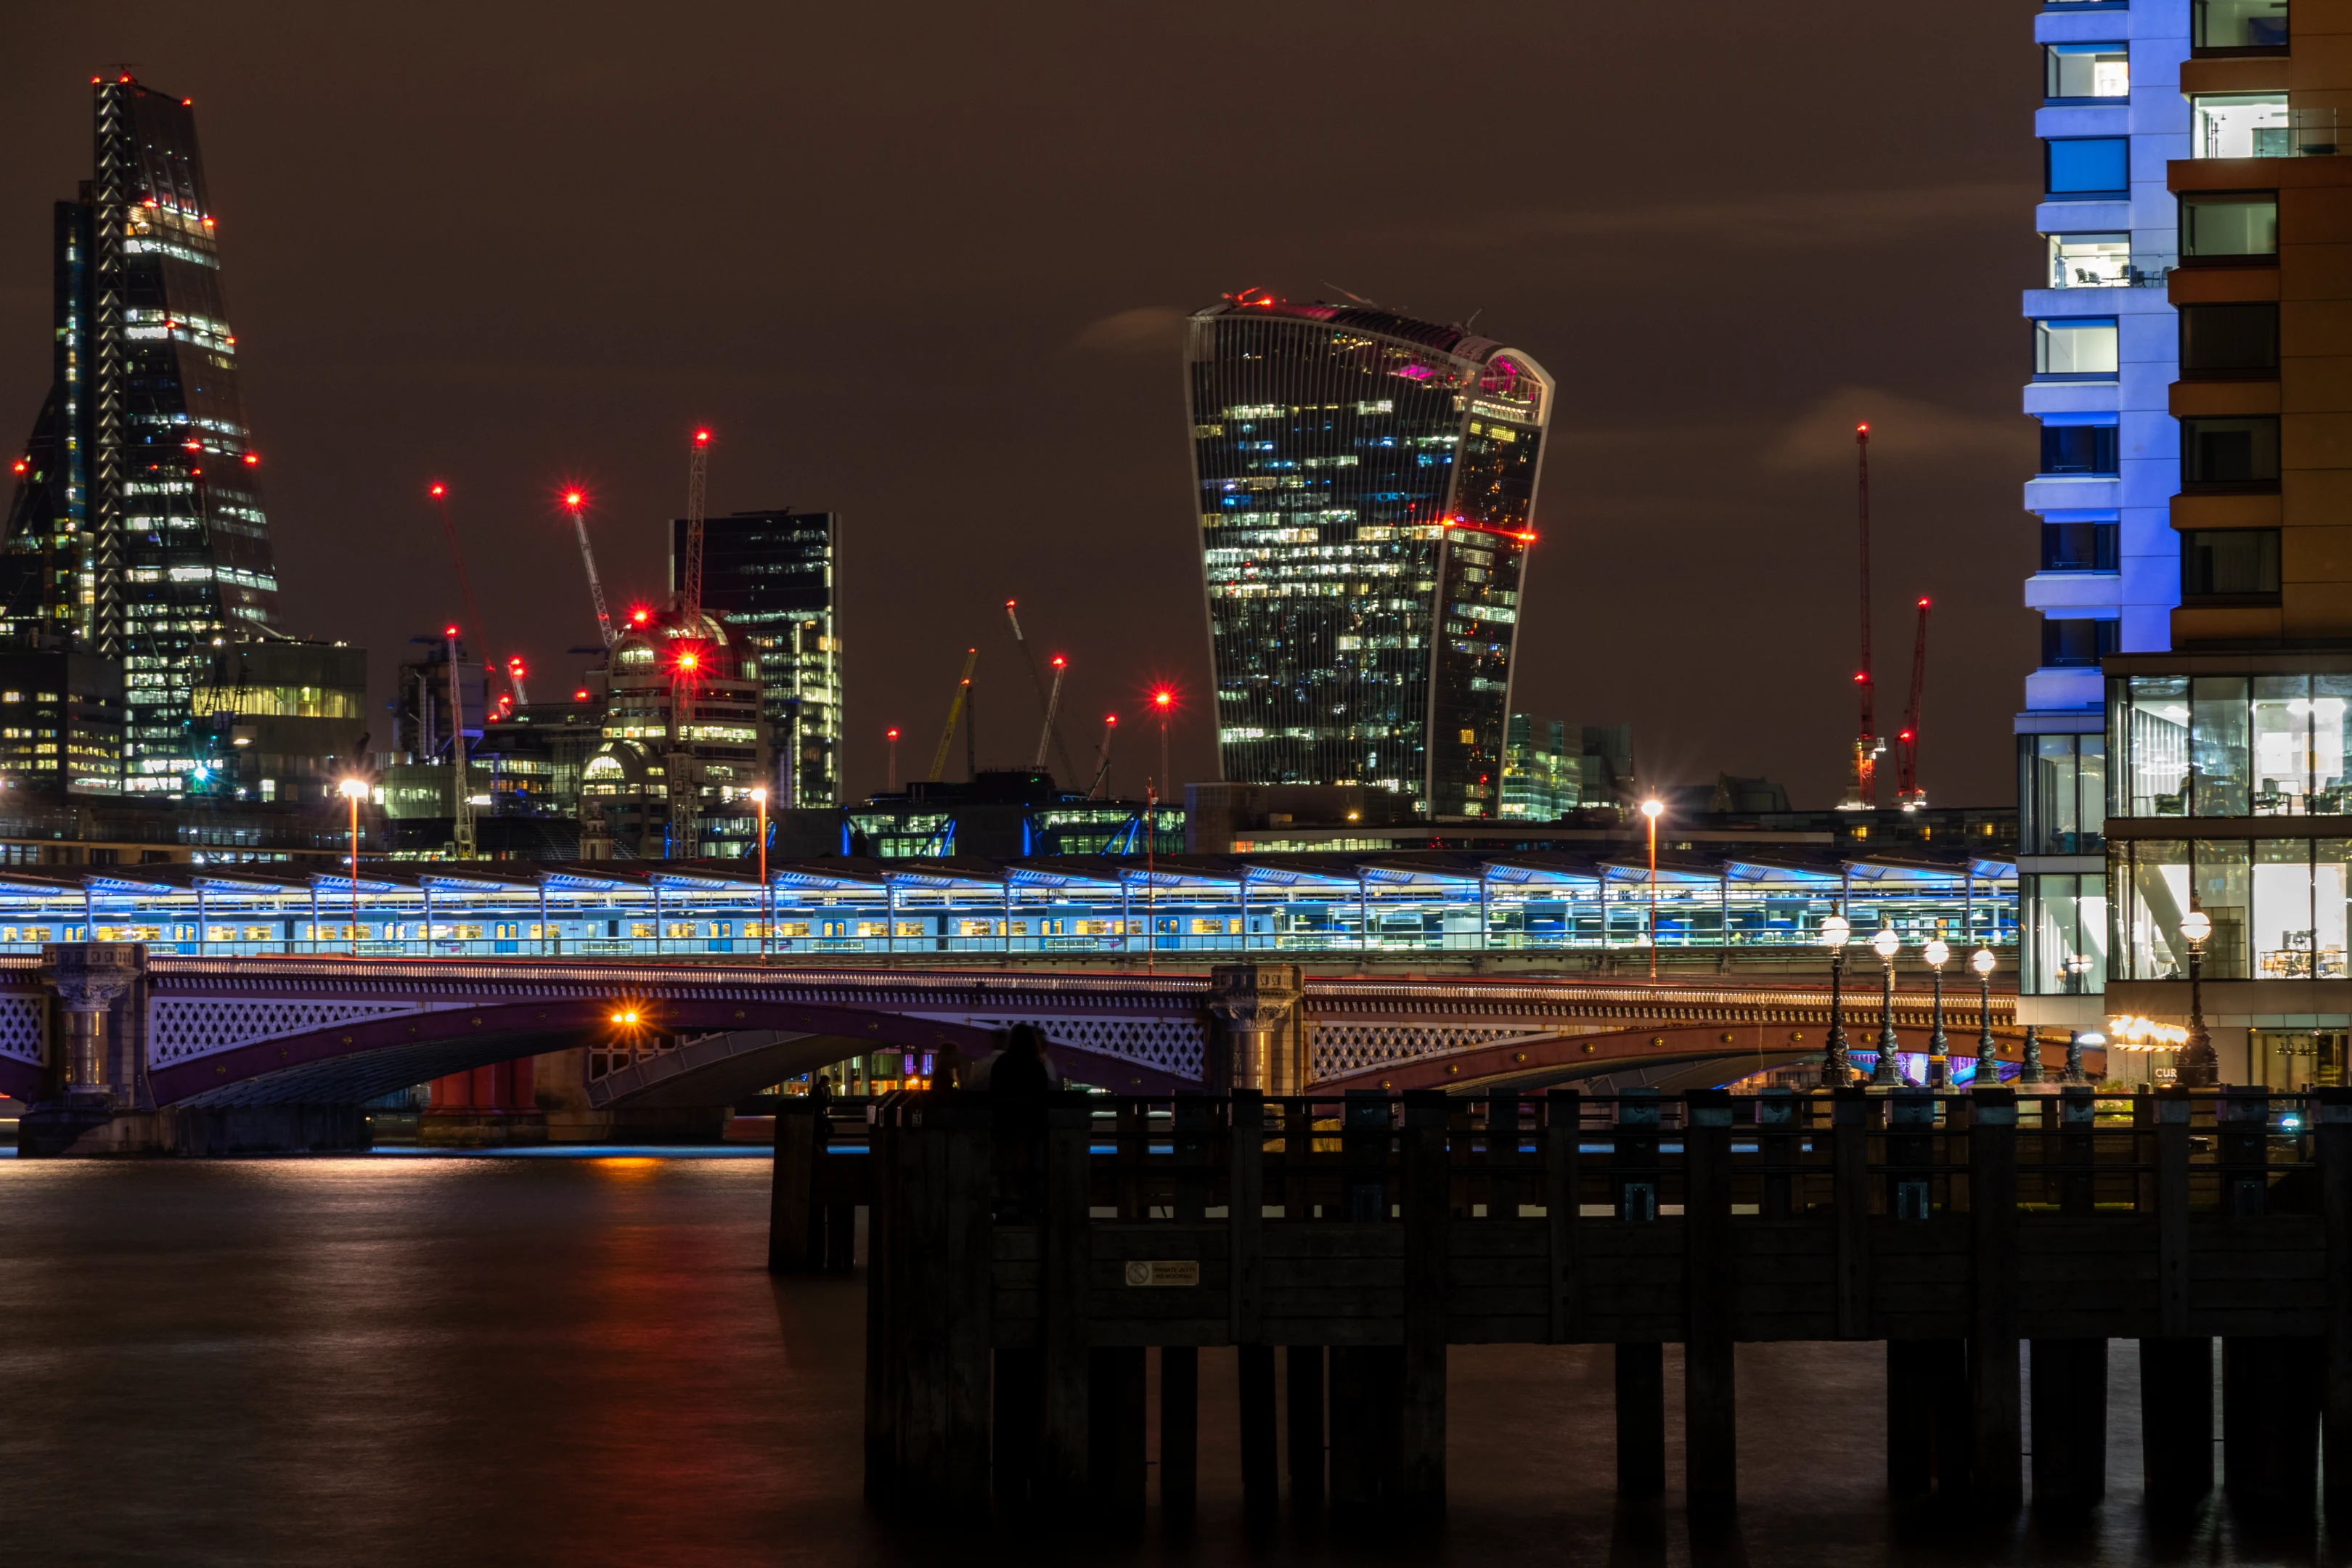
[420,1058,544,1147]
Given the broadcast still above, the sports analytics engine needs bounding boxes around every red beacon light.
[242,453,258,467]
[573,689,590,702]
[629,607,650,624]
[676,650,701,672]
[10,460,25,476]
[444,624,460,638]
[429,483,446,498]
[563,490,584,508]
[1153,690,1173,710]
[693,428,711,445]
[1051,656,1066,669]
[886,727,900,740]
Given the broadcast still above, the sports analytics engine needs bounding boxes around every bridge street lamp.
[2179,908,2218,1087]
[1972,947,1997,1076]
[751,786,770,965]
[1641,798,1665,981]
[1821,913,1853,1086]
[1869,926,1906,1087]
[1923,939,1951,1087]
[336,777,368,958]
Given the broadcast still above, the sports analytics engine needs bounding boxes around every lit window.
[2046,44,2128,100]
[2034,318,2119,378]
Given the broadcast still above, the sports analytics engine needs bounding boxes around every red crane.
[1895,597,1931,810]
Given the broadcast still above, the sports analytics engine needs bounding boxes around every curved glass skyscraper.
[1184,296,1553,820]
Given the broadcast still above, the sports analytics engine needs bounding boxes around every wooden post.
[1545,1089,1580,1342]
[1615,1344,1666,1498]
[1233,1087,1275,1514]
[1683,1088,1736,1513]
[1161,1094,1207,1519]
[942,1103,993,1506]
[1886,1341,1935,1496]
[1160,1346,1198,1517]
[1288,1345,1325,1508]
[2030,1339,2107,1510]
[1040,1097,1092,1504]
[1833,1087,1870,1338]
[1757,1086,1795,1220]
[891,1097,989,1510]
[1328,1345,1400,1508]
[769,1099,817,1271]
[1969,1087,2021,1508]
[2141,1088,2212,1506]
[1400,1091,1449,1516]
[2323,1087,2352,1511]
[1088,1346,1146,1527]
[862,1095,904,1507]
[826,1203,857,1271]
[1487,1089,1521,1218]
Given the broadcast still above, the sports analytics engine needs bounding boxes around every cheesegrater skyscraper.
[1,75,283,794]
[1185,295,1553,819]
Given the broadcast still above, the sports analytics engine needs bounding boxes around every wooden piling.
[1159,1347,1198,1517]
[1040,1098,1091,1504]
[2322,1087,2352,1511]
[1239,1344,1278,1514]
[1969,1087,2022,1507]
[1615,1343,1666,1498]
[2029,1339,2107,1508]
[1400,1091,1449,1515]
[1545,1089,1580,1343]
[1886,1341,1935,1495]
[2224,1336,2319,1508]
[768,1099,817,1272]
[1088,1346,1147,1525]
[1683,1087,1736,1512]
[862,1095,903,1507]
[1328,1346,1400,1508]
[1286,1345,1325,1508]
[1833,1088,1870,1337]
[2141,1337,2213,1504]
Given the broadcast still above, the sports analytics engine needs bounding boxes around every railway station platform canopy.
[0,849,2017,960]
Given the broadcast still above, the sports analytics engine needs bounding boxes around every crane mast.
[1896,597,1931,810]
[428,484,505,703]
[1004,600,1082,786]
[928,648,979,782]
[563,490,615,650]
[1840,422,1882,810]
[1032,656,1067,772]
[668,428,713,859]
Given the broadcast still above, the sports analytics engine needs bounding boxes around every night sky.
[1,3,2041,811]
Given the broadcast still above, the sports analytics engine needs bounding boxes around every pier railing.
[809,1086,2352,1520]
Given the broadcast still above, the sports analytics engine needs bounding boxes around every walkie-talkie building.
[1185,295,1553,819]
[1,76,282,793]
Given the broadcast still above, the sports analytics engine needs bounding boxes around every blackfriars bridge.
[6,944,2044,1155]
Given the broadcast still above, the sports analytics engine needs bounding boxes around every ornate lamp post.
[1971,946,1997,1078]
[1641,798,1665,981]
[1869,926,1906,1086]
[751,786,770,964]
[1923,939,1951,1087]
[2179,908,2218,1087]
[1821,913,1853,1086]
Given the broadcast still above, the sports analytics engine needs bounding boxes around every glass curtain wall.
[2110,837,2352,979]
[2021,732,2108,853]
[2111,674,2352,816]
[2025,873,2111,993]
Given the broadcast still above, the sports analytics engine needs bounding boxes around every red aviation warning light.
[242,453,258,466]
[573,689,590,702]
[563,489,585,509]
[693,428,711,446]
[675,648,701,674]
[444,624,460,639]
[1153,689,1174,711]
[630,606,650,625]
[429,483,446,498]
[10,460,25,476]
[886,727,900,740]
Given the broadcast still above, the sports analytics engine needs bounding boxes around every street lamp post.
[1641,798,1665,981]
[336,777,368,958]
[751,786,769,964]
[1923,939,1951,1087]
[1869,926,1906,1086]
[1821,913,1853,1086]
[1972,946,1997,1078]
[2179,908,2218,1087]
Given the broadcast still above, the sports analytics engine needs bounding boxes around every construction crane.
[506,655,530,706]
[1087,713,1117,799]
[927,648,979,782]
[1032,656,1068,772]
[445,623,476,862]
[562,489,615,650]
[427,483,506,702]
[668,428,714,859]
[1004,600,1082,785]
[1895,597,1932,811]
[1839,422,1883,810]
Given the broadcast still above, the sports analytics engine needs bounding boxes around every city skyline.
[0,7,2041,811]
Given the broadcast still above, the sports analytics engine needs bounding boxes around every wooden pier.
[777,1085,2352,1520]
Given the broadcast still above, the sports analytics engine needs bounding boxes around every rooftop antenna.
[1319,281,1381,307]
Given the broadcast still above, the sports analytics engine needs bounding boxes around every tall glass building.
[1184,296,1553,820]
[673,509,841,808]
[2017,2,2191,1021]
[1,75,282,795]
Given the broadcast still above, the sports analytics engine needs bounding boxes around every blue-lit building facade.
[1185,296,1552,822]
[0,77,284,796]
[2018,1,2192,1020]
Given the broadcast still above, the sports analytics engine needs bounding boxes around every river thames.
[0,1153,2321,1566]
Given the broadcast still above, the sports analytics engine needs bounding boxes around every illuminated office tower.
[1185,295,1553,820]
[0,75,282,793]
[675,509,841,808]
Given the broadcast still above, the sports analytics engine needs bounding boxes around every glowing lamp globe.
[1640,799,1664,820]
[2181,910,2213,946]
[1971,947,1996,977]
[1923,939,1950,970]
[1871,928,1900,959]
[336,777,368,801]
[1821,915,1850,948]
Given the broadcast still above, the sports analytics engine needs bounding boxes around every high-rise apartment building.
[1184,296,1553,820]
[2017,2,2194,1010]
[1,76,283,795]
[674,510,840,808]
[2073,0,2352,1086]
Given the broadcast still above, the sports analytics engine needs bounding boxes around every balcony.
[2192,95,2340,158]
[2192,0,2289,55]
[2046,235,2177,289]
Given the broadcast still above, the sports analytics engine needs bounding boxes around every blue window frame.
[2046,137,2130,195]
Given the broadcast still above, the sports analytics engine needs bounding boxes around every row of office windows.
[2041,9,2287,101]
[2031,303,2278,383]
[2035,412,2278,492]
